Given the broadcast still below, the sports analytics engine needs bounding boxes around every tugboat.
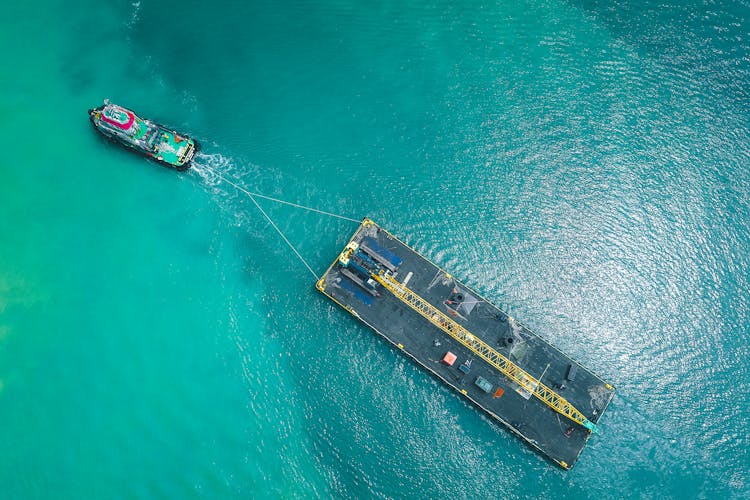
[88,100,198,170]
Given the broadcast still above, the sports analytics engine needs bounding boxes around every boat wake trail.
[191,151,360,224]
[190,152,235,186]
[188,150,360,279]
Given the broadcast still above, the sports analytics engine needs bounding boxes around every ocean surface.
[1,0,749,497]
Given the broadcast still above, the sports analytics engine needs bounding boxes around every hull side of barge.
[317,218,615,469]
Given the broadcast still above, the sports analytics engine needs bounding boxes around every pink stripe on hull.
[101,109,135,130]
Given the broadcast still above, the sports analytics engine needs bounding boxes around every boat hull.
[317,218,616,469]
[88,103,198,171]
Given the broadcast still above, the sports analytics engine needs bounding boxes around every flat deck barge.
[317,218,615,469]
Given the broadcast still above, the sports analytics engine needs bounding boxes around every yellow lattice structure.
[372,271,597,432]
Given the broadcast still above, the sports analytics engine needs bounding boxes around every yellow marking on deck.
[372,271,597,432]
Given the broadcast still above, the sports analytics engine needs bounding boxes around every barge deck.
[316,218,615,469]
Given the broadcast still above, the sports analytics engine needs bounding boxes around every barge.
[317,218,615,469]
[88,100,198,170]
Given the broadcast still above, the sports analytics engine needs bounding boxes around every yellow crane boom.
[372,271,598,432]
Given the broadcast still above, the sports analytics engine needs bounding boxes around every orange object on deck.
[442,352,457,366]
[493,387,505,398]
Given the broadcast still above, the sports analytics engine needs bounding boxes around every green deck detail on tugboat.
[154,131,193,165]
[133,119,148,140]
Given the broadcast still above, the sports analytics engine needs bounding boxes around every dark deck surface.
[317,219,615,469]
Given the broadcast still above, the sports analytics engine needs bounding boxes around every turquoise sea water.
[1,0,749,497]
